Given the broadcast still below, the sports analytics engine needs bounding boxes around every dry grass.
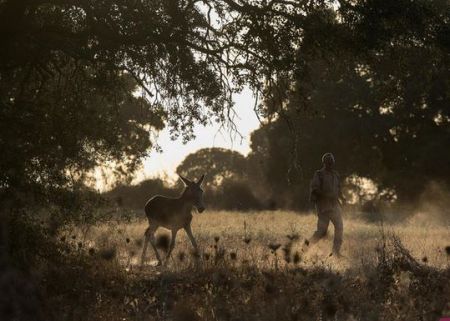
[69,210,449,271]
[48,210,450,321]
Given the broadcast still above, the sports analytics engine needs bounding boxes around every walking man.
[309,153,345,257]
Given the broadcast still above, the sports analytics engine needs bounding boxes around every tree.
[219,178,262,211]
[177,148,265,210]
[247,0,450,207]
[176,148,247,189]
[0,0,245,207]
[338,0,450,200]
[105,178,179,209]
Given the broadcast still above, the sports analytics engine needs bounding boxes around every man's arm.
[310,171,321,202]
[337,174,346,205]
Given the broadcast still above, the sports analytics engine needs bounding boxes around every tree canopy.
[176,147,247,189]
[1,0,448,209]
[0,0,242,204]
[247,0,450,206]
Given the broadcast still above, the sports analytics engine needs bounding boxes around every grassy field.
[52,210,450,321]
[75,210,450,271]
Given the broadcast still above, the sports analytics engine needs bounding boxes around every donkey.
[141,174,205,266]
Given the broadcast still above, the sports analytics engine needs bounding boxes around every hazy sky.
[133,87,260,183]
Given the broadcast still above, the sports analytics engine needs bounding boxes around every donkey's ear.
[196,174,205,186]
[179,174,191,186]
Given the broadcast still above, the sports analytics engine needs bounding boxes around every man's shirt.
[310,168,341,213]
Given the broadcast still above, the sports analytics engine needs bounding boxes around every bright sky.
[133,87,260,184]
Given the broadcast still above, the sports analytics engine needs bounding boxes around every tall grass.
[69,210,449,271]
[44,210,450,321]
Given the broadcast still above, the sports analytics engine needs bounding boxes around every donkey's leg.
[148,225,162,265]
[184,224,199,253]
[141,225,162,266]
[141,227,151,266]
[165,229,178,264]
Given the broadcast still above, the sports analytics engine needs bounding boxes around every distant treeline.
[105,173,264,212]
[106,145,450,213]
[105,149,266,211]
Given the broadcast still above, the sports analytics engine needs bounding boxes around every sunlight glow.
[92,88,260,191]
[134,88,260,184]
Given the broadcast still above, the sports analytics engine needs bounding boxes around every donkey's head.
[179,174,206,213]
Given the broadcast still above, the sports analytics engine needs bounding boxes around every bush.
[216,179,262,211]
[105,178,180,210]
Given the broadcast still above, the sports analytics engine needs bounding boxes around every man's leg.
[329,208,343,255]
[310,211,330,244]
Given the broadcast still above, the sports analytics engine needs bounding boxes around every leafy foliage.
[2,0,448,208]
[106,178,180,209]
[0,0,244,204]
[177,148,247,189]
[245,0,450,206]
